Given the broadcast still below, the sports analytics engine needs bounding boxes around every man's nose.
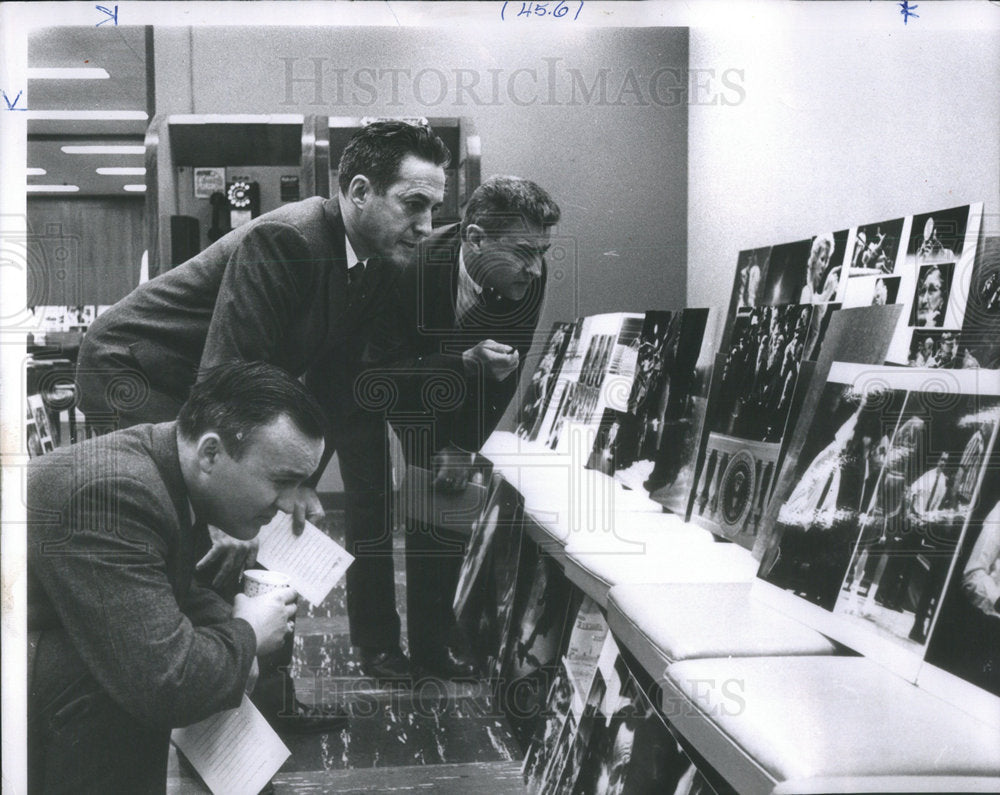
[414,209,434,238]
[275,486,298,514]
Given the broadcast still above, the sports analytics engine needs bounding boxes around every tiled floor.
[167,512,526,794]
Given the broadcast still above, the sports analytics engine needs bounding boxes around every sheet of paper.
[255,512,354,605]
[171,695,289,795]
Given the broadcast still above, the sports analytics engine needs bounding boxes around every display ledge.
[663,656,1000,795]
[562,534,758,609]
[607,582,841,681]
[481,431,669,553]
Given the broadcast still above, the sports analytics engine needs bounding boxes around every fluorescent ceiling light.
[27,68,110,80]
[27,167,47,176]
[123,184,146,192]
[96,167,146,175]
[61,145,145,155]
[29,111,148,121]
[27,185,80,192]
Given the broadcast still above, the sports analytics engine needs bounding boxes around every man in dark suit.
[28,362,324,793]
[74,121,450,707]
[365,175,561,676]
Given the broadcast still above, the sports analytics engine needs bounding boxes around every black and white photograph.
[757,364,1000,685]
[908,261,956,328]
[728,246,771,312]
[610,308,712,496]
[516,322,575,441]
[908,206,971,268]
[834,389,1000,649]
[957,235,1000,370]
[453,476,525,677]
[5,4,1000,795]
[691,304,819,546]
[758,372,909,611]
[906,329,963,369]
[709,304,813,444]
[762,231,848,307]
[922,487,1000,705]
[883,203,983,365]
[849,217,905,276]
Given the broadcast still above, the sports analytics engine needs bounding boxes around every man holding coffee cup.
[27,362,327,793]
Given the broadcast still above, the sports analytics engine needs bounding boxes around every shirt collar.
[455,247,484,320]
[344,233,362,271]
[457,247,483,295]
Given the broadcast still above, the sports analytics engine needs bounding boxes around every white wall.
[689,21,1000,322]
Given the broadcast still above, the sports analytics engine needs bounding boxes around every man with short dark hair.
[28,362,325,793]
[357,175,561,678]
[74,120,450,713]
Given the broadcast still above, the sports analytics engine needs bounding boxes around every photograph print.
[756,364,1000,682]
[727,246,771,314]
[909,261,956,328]
[834,383,1000,651]
[907,329,963,369]
[849,217,906,276]
[957,234,1000,370]
[708,304,814,445]
[609,308,712,496]
[922,469,1000,707]
[885,203,983,365]
[762,230,849,307]
[758,369,910,611]
[517,321,575,441]
[588,310,673,479]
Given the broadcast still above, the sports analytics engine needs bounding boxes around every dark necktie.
[348,260,367,302]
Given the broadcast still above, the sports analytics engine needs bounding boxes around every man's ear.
[463,223,487,252]
[347,175,372,210]
[196,432,225,474]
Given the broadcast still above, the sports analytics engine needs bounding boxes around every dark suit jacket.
[78,197,400,422]
[378,223,546,457]
[27,422,257,729]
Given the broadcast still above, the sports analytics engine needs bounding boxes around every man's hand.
[462,339,519,382]
[233,589,298,657]
[291,485,325,536]
[433,445,475,493]
[196,525,259,591]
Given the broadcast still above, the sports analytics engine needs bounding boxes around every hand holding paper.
[255,512,354,605]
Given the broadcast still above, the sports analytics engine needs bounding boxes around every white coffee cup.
[243,569,296,633]
[242,569,292,597]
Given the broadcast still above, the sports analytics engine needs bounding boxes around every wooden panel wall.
[27,197,145,307]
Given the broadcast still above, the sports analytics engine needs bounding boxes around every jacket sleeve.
[181,581,237,626]
[200,221,316,370]
[29,478,256,729]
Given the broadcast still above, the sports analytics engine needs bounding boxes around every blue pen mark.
[3,90,27,111]
[96,4,118,27]
[899,0,918,25]
[502,1,583,20]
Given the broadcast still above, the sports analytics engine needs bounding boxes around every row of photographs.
[452,479,716,792]
[510,364,1000,729]
[515,202,998,547]
[754,363,1000,724]
[726,203,986,366]
[525,634,712,795]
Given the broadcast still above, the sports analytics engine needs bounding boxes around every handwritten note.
[501,1,584,21]
[171,695,289,795]
[255,512,353,605]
